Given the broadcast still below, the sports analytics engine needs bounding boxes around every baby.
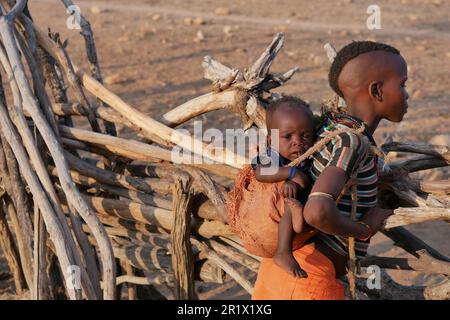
[252,96,315,277]
[227,96,316,277]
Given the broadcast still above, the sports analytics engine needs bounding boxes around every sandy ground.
[1,0,449,299]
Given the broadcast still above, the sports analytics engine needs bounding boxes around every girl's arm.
[302,166,392,238]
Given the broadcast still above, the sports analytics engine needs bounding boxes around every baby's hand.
[282,180,300,199]
[290,171,310,189]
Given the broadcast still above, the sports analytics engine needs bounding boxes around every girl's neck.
[345,102,380,135]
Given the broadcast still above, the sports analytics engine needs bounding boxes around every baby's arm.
[254,165,292,183]
[254,165,309,185]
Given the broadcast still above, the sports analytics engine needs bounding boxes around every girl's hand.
[361,207,393,234]
[282,181,300,199]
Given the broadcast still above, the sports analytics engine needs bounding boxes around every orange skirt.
[252,242,345,300]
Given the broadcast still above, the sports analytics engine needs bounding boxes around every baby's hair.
[266,95,312,129]
[328,41,400,98]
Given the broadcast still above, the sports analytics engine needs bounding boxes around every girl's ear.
[369,81,383,102]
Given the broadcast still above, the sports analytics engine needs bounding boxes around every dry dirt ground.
[1,0,449,299]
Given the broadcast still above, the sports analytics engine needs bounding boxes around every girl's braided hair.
[328,41,400,98]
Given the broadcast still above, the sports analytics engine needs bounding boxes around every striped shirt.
[310,114,378,258]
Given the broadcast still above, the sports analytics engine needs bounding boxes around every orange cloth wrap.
[227,165,316,258]
[252,242,345,300]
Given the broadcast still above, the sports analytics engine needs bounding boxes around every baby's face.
[268,106,314,161]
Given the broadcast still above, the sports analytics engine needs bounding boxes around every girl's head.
[266,96,314,161]
[329,41,409,123]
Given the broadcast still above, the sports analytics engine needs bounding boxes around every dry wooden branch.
[420,180,450,195]
[384,207,450,229]
[60,0,117,137]
[356,269,432,300]
[0,136,33,289]
[382,141,450,160]
[423,279,450,300]
[32,205,50,300]
[0,195,25,294]
[360,250,450,276]
[171,177,197,299]
[59,125,239,179]
[182,166,228,223]
[0,40,99,299]
[387,154,449,173]
[64,152,173,195]
[82,195,234,238]
[382,227,450,262]
[0,7,115,299]
[192,238,254,295]
[47,31,102,134]
[15,28,60,136]
[0,97,78,299]
[159,90,240,128]
[52,102,133,129]
[207,239,259,273]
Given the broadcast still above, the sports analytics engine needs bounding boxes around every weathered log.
[387,154,449,173]
[65,175,224,224]
[84,221,227,285]
[192,238,254,295]
[61,137,119,163]
[423,279,450,300]
[420,180,450,195]
[82,195,234,238]
[0,137,33,290]
[111,263,223,287]
[52,102,133,129]
[32,205,51,300]
[382,141,450,160]
[63,152,173,195]
[382,227,450,262]
[0,195,26,294]
[360,249,450,275]
[218,235,262,262]
[207,239,260,273]
[384,207,450,229]
[183,166,228,222]
[195,259,226,284]
[162,34,296,130]
[160,90,241,128]
[124,163,231,200]
[118,259,137,300]
[59,125,239,179]
[356,269,449,300]
[171,177,197,299]
[112,244,172,274]
[355,269,425,300]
